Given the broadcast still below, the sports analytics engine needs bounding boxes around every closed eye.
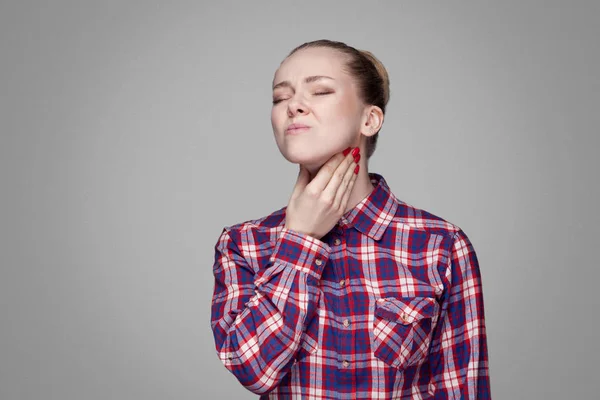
[272,91,333,105]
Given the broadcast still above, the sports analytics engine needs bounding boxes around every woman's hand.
[284,147,360,240]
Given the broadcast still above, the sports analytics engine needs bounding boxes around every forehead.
[273,47,351,87]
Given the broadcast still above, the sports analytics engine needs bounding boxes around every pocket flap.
[374,296,436,324]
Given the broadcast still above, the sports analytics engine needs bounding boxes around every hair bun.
[358,49,390,105]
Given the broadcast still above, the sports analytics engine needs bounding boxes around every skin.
[271,46,384,238]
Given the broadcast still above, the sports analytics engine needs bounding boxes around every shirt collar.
[339,172,399,241]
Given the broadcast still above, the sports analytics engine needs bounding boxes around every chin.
[277,137,340,165]
[285,150,329,167]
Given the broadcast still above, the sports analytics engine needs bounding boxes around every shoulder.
[389,200,479,276]
[374,172,466,241]
[223,205,287,233]
[215,206,288,247]
[391,196,464,240]
[390,198,479,261]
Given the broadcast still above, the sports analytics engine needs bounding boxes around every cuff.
[269,228,331,280]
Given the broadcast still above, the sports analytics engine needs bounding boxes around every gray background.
[1,1,598,399]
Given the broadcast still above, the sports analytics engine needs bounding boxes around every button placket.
[331,233,353,373]
[337,235,348,290]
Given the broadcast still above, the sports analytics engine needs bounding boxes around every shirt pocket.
[372,296,438,369]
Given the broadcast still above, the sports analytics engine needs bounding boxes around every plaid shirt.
[211,172,491,399]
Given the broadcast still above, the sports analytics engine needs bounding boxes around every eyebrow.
[272,75,335,91]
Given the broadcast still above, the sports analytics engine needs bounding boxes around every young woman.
[210,39,491,399]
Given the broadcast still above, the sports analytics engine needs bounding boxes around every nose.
[287,94,308,117]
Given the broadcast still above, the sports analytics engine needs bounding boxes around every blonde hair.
[286,40,390,159]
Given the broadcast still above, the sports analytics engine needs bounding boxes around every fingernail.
[354,154,361,163]
[351,147,360,157]
[354,164,360,174]
[343,147,352,156]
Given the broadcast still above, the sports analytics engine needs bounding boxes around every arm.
[430,229,492,399]
[210,226,330,395]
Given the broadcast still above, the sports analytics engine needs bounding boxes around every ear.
[359,105,384,137]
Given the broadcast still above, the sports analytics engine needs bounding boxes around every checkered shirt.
[211,172,491,399]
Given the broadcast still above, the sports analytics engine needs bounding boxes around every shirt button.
[315,259,323,266]
[343,319,350,327]
[334,238,341,246]
[339,279,346,287]
[342,360,350,368]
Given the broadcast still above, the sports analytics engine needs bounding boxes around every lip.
[286,123,311,134]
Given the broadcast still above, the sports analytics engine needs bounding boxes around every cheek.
[321,100,360,129]
[326,95,357,118]
[270,109,281,128]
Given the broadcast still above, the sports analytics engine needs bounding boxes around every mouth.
[286,126,311,135]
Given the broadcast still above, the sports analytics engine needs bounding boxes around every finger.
[339,166,359,212]
[305,152,347,194]
[333,157,358,210]
[290,164,310,199]
[321,150,357,201]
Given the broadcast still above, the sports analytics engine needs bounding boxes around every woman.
[211,39,491,399]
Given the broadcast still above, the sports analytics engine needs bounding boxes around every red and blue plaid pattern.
[211,172,491,399]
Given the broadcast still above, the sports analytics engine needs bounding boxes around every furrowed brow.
[272,75,334,91]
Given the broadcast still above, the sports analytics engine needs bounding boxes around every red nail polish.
[354,164,360,174]
[343,147,352,156]
[354,154,361,163]
[351,147,359,157]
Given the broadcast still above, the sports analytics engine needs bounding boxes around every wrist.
[284,225,320,240]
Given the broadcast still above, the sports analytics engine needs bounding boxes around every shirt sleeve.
[429,229,492,399]
[210,226,331,395]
